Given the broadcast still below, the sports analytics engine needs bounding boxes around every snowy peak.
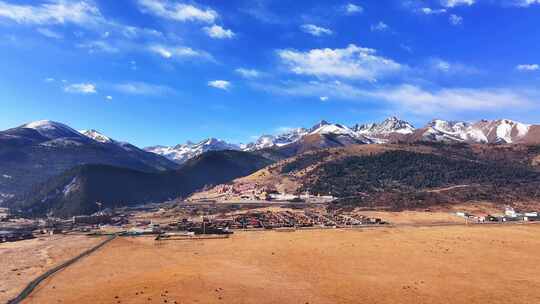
[355,116,415,135]
[419,119,532,144]
[310,123,356,136]
[145,138,240,164]
[22,120,85,140]
[309,120,331,133]
[244,128,309,151]
[473,119,531,143]
[79,129,113,143]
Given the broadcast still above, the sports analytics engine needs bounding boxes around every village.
[2,199,540,244]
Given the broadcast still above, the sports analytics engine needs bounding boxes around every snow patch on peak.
[22,120,84,140]
[80,129,113,143]
[356,116,415,135]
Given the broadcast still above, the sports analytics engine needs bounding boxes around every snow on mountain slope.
[355,116,415,136]
[145,138,241,164]
[416,119,532,144]
[22,120,86,140]
[243,128,308,151]
[79,129,113,143]
[474,119,531,143]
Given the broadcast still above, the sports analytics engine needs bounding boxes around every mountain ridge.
[144,117,540,164]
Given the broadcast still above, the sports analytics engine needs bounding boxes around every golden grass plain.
[21,224,540,304]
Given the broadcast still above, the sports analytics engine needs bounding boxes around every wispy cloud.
[113,82,176,96]
[371,21,389,32]
[77,40,119,53]
[449,14,463,25]
[208,80,231,90]
[0,0,103,26]
[510,0,540,7]
[418,7,448,14]
[64,83,97,94]
[255,80,537,116]
[277,44,402,81]
[235,68,261,78]
[344,3,363,15]
[442,0,476,7]
[36,27,63,39]
[301,24,333,36]
[427,58,480,75]
[516,64,539,71]
[149,44,212,60]
[203,25,235,39]
[137,0,218,23]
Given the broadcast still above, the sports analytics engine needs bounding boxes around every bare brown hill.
[191,143,540,210]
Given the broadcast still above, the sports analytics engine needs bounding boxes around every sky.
[1,0,540,147]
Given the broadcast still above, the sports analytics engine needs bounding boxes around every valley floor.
[19,224,540,304]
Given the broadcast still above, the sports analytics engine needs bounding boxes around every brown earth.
[0,234,105,303]
[22,224,540,304]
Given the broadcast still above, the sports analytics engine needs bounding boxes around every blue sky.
[1,0,540,147]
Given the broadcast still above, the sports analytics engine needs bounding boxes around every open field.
[21,224,540,304]
[0,234,105,303]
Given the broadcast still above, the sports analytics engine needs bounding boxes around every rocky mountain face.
[0,121,179,203]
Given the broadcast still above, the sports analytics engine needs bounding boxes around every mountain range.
[144,117,540,164]
[3,117,540,217]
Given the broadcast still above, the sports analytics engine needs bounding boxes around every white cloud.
[149,44,212,60]
[137,0,217,23]
[36,27,63,39]
[419,7,448,14]
[427,58,480,75]
[442,0,475,7]
[320,96,329,101]
[371,21,389,32]
[344,3,363,15]
[432,59,451,72]
[511,0,540,7]
[203,25,234,39]
[516,64,539,71]
[235,68,261,78]
[301,24,333,36]
[0,0,102,25]
[208,80,231,90]
[64,83,97,94]
[77,40,119,53]
[44,77,55,82]
[114,82,175,96]
[277,44,402,81]
[105,95,113,101]
[256,80,536,115]
[449,14,463,25]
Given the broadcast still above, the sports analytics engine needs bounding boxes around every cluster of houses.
[456,207,540,223]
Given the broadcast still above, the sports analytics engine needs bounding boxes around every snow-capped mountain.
[243,128,309,151]
[474,119,531,143]
[145,138,241,164]
[415,119,533,144]
[0,120,180,201]
[22,120,88,140]
[353,117,415,143]
[355,116,415,136]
